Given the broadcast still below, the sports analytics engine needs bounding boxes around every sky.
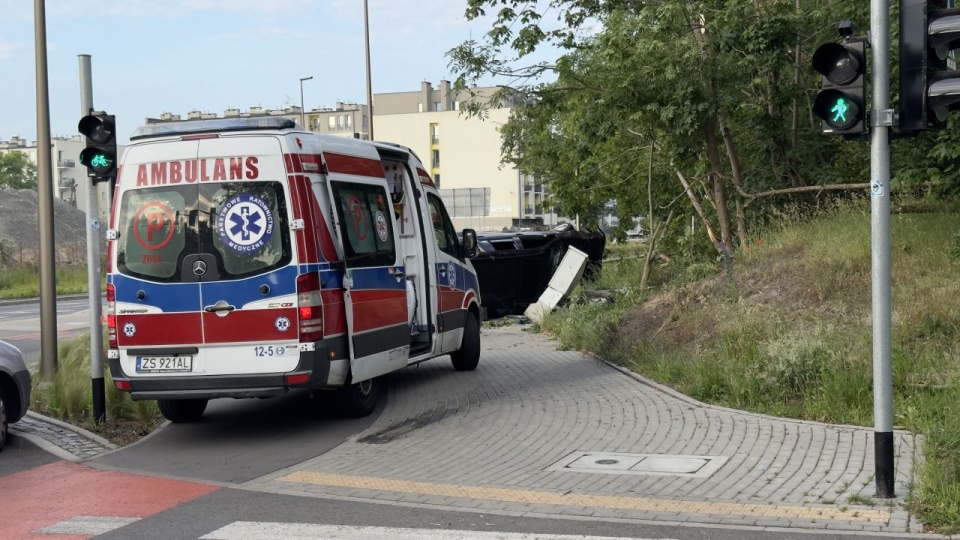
[0,0,559,145]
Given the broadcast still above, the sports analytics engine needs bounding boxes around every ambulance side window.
[427,194,458,259]
[331,182,396,267]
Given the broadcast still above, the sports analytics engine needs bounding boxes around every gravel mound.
[0,188,92,265]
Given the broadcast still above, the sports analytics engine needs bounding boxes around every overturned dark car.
[467,224,606,319]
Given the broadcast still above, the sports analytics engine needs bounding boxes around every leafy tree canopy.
[0,151,38,190]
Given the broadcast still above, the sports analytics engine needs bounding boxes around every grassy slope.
[543,205,960,533]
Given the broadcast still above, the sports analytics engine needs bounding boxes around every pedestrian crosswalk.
[200,522,676,540]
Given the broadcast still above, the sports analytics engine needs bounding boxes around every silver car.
[0,340,31,451]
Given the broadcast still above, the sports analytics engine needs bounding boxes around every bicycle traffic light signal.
[899,1,960,132]
[812,40,867,136]
[78,113,117,184]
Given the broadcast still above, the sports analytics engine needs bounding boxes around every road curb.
[24,410,118,449]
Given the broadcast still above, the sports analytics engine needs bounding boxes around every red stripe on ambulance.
[349,289,407,333]
[201,308,299,344]
[325,152,384,178]
[116,313,202,346]
[322,289,347,336]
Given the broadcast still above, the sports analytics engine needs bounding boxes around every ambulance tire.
[158,398,208,423]
[337,377,380,418]
[450,311,481,371]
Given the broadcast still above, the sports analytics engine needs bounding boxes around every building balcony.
[57,159,76,169]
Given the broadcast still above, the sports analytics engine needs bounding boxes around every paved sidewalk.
[12,325,932,536]
[247,326,926,535]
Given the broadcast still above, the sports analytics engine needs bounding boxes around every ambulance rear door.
[112,140,204,376]
[193,136,301,376]
[323,159,410,383]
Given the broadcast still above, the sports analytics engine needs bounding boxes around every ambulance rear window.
[116,189,191,280]
[116,182,291,282]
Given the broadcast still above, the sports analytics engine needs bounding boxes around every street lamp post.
[364,0,374,140]
[299,76,313,129]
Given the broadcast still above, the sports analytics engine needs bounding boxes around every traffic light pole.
[79,54,106,424]
[869,0,896,499]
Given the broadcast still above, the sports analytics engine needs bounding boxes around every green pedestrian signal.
[811,38,867,136]
[831,98,849,123]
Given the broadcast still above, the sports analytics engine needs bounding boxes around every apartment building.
[373,81,553,231]
[147,103,370,140]
[145,80,553,231]
[0,135,113,221]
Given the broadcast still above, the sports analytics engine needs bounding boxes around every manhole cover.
[546,451,729,478]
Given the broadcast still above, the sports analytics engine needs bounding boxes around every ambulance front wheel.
[451,311,481,371]
[158,398,208,423]
[337,376,381,418]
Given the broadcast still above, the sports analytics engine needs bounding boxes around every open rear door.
[325,174,410,383]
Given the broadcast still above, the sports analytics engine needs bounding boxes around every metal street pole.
[870,0,895,498]
[34,0,58,381]
[299,76,312,129]
[364,0,374,140]
[79,54,106,424]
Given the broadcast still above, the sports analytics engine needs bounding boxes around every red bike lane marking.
[0,461,219,539]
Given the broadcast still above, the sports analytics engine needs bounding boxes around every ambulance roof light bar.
[130,117,297,140]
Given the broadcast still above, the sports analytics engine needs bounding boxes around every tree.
[0,151,39,190]
[448,1,899,260]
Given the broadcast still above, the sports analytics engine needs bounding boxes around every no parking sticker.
[217,194,274,253]
[133,201,176,250]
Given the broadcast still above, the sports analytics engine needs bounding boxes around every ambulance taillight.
[296,273,323,342]
[106,283,118,348]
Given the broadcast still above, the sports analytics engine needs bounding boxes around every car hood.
[0,339,27,372]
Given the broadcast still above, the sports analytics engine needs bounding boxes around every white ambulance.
[105,117,482,422]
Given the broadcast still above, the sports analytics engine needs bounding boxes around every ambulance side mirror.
[462,229,478,259]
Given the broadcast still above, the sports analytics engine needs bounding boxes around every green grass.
[0,264,95,299]
[31,332,161,436]
[542,199,960,534]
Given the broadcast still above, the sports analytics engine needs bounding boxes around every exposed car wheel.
[451,311,481,371]
[337,376,381,418]
[158,398,208,423]
[0,386,8,451]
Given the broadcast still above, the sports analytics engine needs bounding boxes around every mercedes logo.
[192,260,208,277]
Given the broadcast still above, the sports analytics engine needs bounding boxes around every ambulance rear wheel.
[337,377,380,418]
[451,311,481,371]
[158,398,208,423]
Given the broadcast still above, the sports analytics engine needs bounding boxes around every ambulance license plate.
[136,356,193,373]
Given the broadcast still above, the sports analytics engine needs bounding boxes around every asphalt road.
[0,295,98,368]
[93,389,382,484]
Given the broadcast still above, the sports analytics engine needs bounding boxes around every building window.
[432,150,440,168]
[337,115,345,129]
[433,101,441,112]
[430,124,440,144]
[346,115,352,128]
[328,117,336,129]
[454,101,460,111]
[418,103,423,113]
[434,174,440,186]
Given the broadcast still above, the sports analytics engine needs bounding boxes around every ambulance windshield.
[116,181,291,282]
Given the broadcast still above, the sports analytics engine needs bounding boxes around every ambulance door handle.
[204,300,236,314]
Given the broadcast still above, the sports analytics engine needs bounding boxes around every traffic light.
[812,40,867,136]
[78,113,117,184]
[899,1,960,132]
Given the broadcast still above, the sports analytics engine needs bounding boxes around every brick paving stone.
[11,412,116,461]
